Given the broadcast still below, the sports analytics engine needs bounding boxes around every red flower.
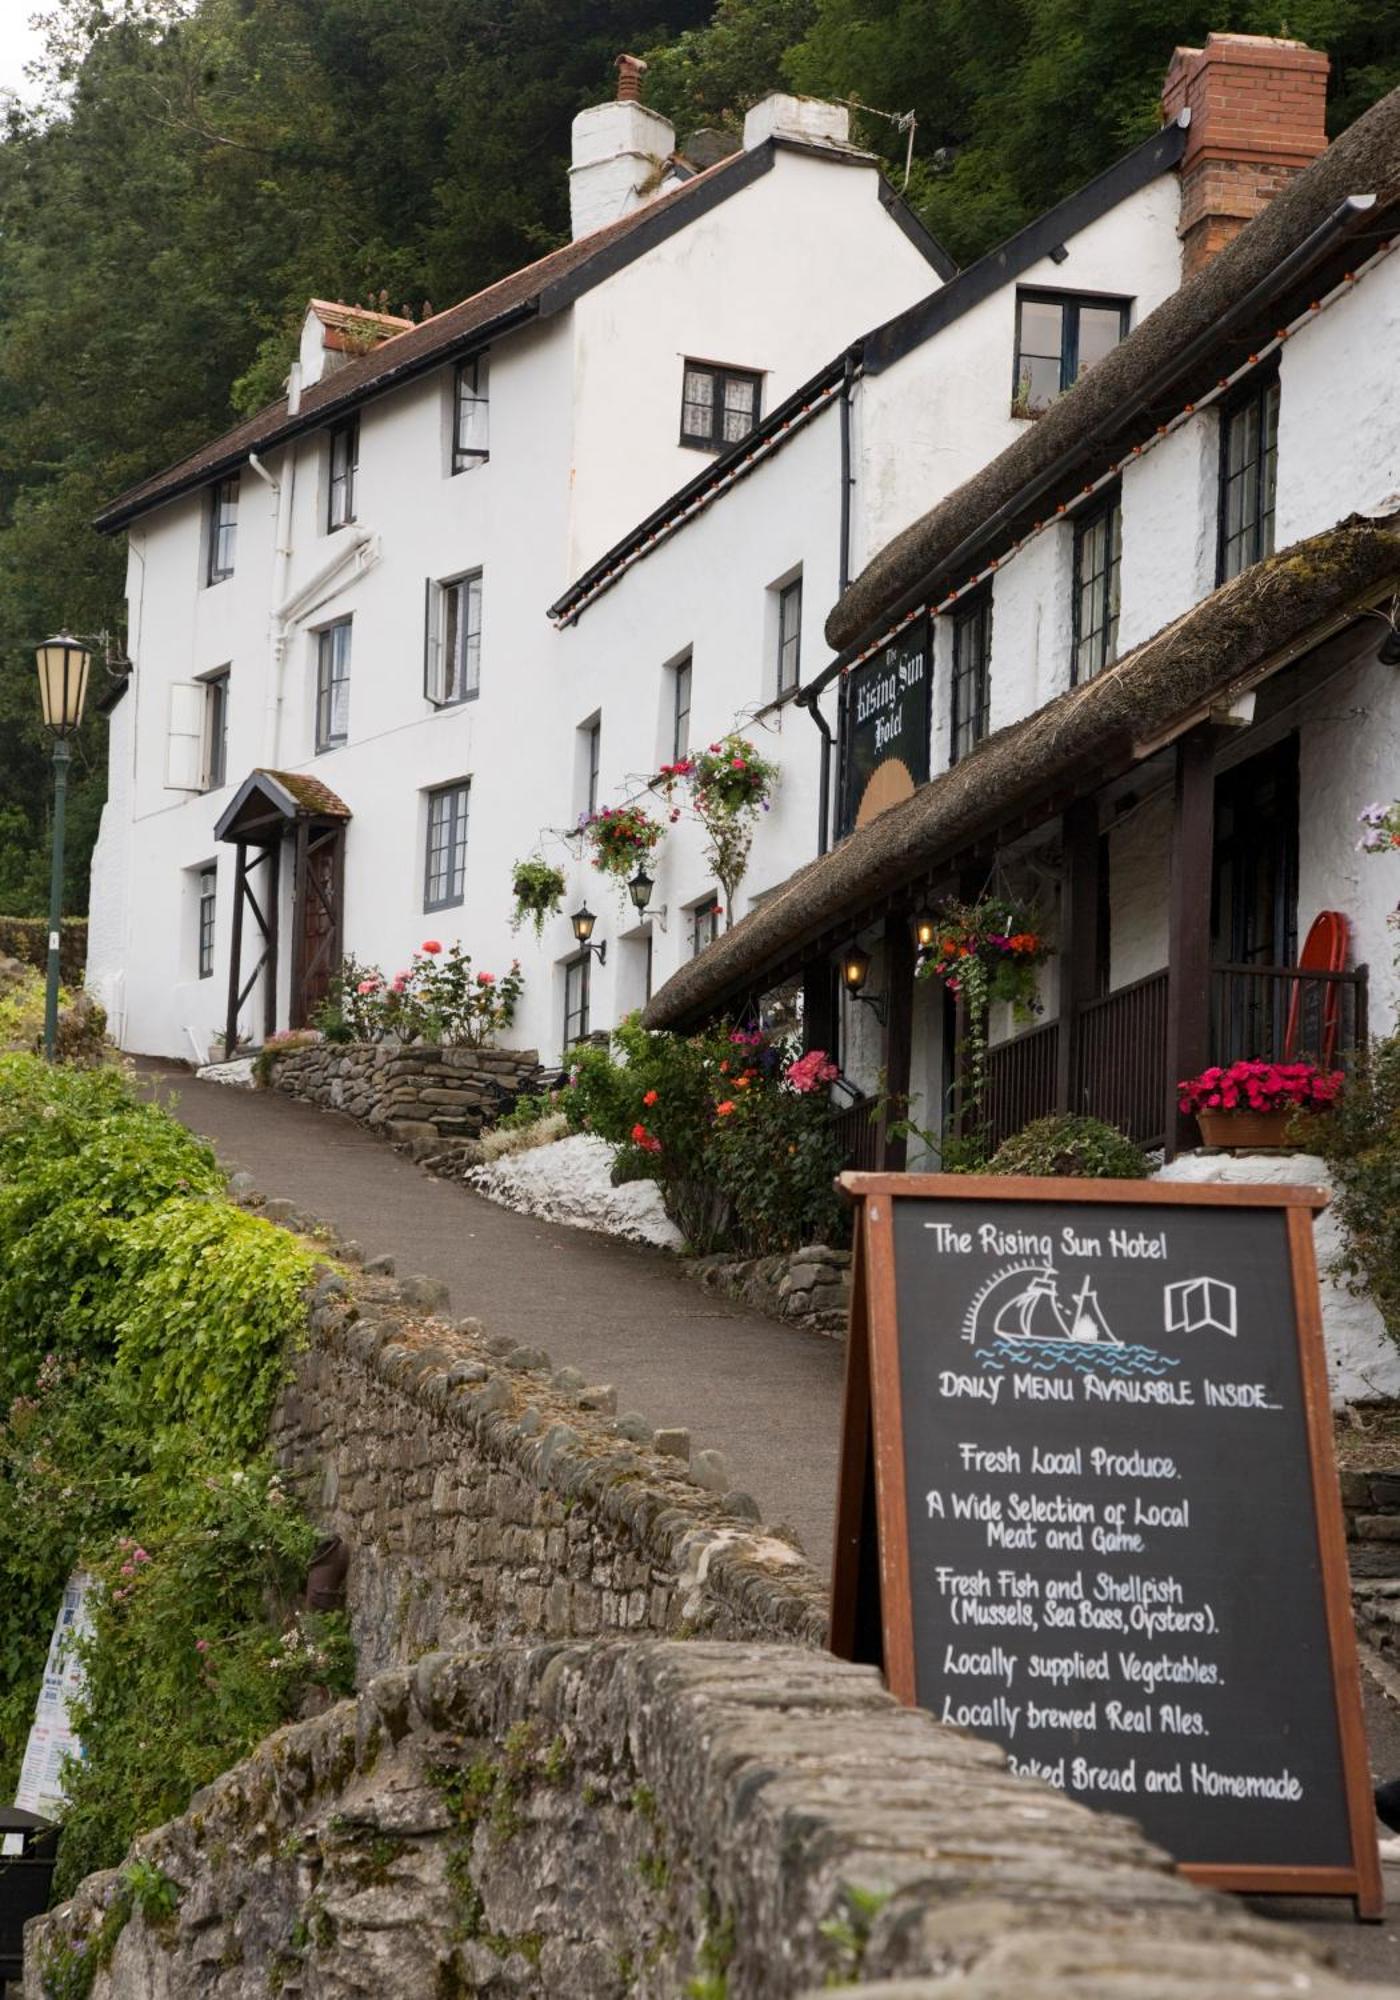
[642,1088,658,1106]
[421,939,442,954]
[716,1101,736,1117]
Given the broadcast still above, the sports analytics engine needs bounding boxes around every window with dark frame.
[202,669,230,790]
[777,575,802,695]
[197,866,216,979]
[680,361,761,452]
[315,620,352,751]
[424,780,470,911]
[1219,373,1280,583]
[688,894,721,959]
[950,594,991,764]
[671,654,692,762]
[453,356,490,471]
[1012,291,1130,418]
[584,718,601,816]
[327,417,358,530]
[564,953,591,1047]
[425,573,482,706]
[1071,491,1122,684]
[207,476,238,584]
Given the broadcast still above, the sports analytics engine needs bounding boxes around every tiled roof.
[95,136,882,535]
[262,769,352,819]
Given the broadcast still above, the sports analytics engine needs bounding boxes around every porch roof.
[214,768,351,845]
[643,516,1400,1031]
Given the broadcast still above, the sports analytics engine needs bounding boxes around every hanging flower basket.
[1178,1061,1342,1150]
[510,858,566,938]
[916,896,1052,1016]
[581,802,664,880]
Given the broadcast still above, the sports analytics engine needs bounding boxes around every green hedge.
[0,1055,350,1898]
[0,916,87,986]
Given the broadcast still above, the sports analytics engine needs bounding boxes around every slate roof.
[94,135,919,535]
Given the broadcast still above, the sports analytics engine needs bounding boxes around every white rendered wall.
[986,525,1074,728]
[567,146,941,575]
[1275,251,1400,544]
[855,175,1184,573]
[1116,418,1219,654]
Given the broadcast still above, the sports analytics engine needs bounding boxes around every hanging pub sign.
[830,1172,1382,1917]
[837,616,930,838]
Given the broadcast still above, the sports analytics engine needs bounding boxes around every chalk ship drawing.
[962,1263,1181,1379]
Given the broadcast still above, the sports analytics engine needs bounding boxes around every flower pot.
[1196,1108,1297,1150]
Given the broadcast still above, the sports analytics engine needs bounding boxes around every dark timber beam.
[1164,727,1216,1157]
[878,912,916,1170]
[1057,796,1102,1114]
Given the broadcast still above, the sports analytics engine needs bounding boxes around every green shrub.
[987,1114,1151,1180]
[496,1090,557,1133]
[1313,1033,1400,1349]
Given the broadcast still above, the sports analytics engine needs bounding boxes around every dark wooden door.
[291,822,344,1027]
[1212,736,1299,1060]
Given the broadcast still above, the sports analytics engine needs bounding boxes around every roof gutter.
[807,193,1378,699]
[95,299,541,536]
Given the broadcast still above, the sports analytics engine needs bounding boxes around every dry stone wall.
[269,1258,829,1681]
[1345,1463,1400,1679]
[265,1042,541,1158]
[26,1639,1390,2000]
[682,1242,852,1335]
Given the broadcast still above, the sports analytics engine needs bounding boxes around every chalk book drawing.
[962,1263,1180,1379]
[1163,1275,1237,1338]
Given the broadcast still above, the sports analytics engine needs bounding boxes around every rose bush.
[312,942,522,1047]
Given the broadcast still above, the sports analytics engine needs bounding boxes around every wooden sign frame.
[830,1171,1383,1920]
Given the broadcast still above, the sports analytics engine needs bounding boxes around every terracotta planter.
[1195,1108,1298,1150]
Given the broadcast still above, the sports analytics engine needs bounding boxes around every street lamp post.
[34,634,91,1060]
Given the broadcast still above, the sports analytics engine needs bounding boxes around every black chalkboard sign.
[837,617,930,838]
[830,1173,1382,1917]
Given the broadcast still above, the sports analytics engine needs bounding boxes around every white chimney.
[569,55,677,240]
[742,93,850,151]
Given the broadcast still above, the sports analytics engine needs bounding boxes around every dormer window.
[1012,291,1129,418]
[327,417,358,530]
[453,356,490,471]
[680,361,761,452]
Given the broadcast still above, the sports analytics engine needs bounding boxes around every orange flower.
[716,1101,736,1117]
[642,1088,658,1106]
[736,1075,750,1089]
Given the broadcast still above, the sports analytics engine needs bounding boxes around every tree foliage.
[0,0,1394,917]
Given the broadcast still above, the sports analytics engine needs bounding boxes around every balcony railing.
[979,961,1367,1153]
[832,1092,883,1172]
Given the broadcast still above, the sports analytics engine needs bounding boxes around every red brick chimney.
[616,53,647,103]
[1161,33,1330,277]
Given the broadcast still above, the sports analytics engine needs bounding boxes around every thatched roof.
[827,84,1400,654]
[645,518,1400,1030]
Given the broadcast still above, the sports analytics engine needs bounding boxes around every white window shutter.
[165,682,206,790]
[423,578,444,705]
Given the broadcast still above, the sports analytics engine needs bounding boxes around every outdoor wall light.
[840,942,887,1024]
[912,908,938,960]
[570,903,607,964]
[34,633,93,1063]
[627,867,668,933]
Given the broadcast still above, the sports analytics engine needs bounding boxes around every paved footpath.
[142,1062,1400,1978]
[139,1063,846,1574]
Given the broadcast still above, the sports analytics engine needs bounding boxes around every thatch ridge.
[827,84,1400,653]
[646,518,1400,1030]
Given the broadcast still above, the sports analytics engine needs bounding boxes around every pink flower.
[355,979,379,995]
[421,939,442,954]
[732,757,746,769]
[195,1639,210,1654]
[477,972,496,986]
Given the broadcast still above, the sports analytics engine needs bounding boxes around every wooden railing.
[1074,969,1171,1149]
[832,1093,883,1171]
[973,961,1371,1154]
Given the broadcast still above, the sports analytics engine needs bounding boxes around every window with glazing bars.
[583,718,601,815]
[197,867,216,978]
[315,620,351,750]
[777,576,802,694]
[564,953,591,1047]
[424,781,470,910]
[1072,493,1122,683]
[453,356,489,471]
[671,655,691,761]
[425,573,481,705]
[680,361,761,451]
[689,895,721,959]
[1219,374,1280,583]
[1013,291,1130,417]
[207,476,238,584]
[950,595,991,763]
[327,417,358,529]
[202,669,229,789]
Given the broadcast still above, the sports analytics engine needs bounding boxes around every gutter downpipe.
[248,445,296,765]
[839,346,857,594]
[809,194,1377,701]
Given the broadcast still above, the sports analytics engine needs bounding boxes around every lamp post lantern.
[34,633,91,1060]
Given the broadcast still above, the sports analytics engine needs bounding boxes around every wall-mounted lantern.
[570,904,607,964]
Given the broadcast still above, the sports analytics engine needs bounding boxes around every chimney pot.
[616,53,646,103]
[1161,32,1329,278]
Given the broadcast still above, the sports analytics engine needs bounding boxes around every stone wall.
[26,1639,1389,2000]
[1344,1462,1400,1680]
[264,1041,540,1160]
[681,1241,852,1335]
[270,1259,829,1681]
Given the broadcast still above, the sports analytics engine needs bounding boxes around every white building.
[645,45,1400,1396]
[90,35,1352,1079]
